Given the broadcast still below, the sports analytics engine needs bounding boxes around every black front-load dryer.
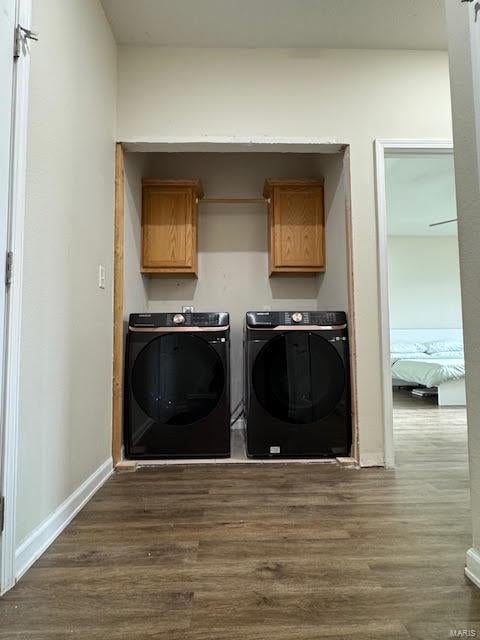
[244,311,351,458]
[125,312,230,459]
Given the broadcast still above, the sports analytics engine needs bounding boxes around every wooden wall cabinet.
[141,179,203,276]
[264,179,325,275]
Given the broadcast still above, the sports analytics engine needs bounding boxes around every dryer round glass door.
[131,334,225,425]
[252,332,346,424]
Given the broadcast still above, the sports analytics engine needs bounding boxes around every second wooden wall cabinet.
[142,179,203,276]
[264,179,325,275]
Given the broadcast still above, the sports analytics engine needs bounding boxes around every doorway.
[375,140,465,466]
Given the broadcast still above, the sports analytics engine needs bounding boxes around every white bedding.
[391,357,465,388]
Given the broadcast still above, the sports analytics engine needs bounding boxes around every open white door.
[0,0,32,595]
[0,0,17,595]
[445,0,480,588]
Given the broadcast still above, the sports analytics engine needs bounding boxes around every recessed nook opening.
[113,141,357,466]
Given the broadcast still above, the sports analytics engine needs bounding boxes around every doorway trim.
[374,138,454,469]
[0,0,32,595]
[112,137,359,466]
[112,143,124,467]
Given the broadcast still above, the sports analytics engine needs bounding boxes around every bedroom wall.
[116,46,453,465]
[387,236,462,330]
[137,151,348,412]
[16,0,116,551]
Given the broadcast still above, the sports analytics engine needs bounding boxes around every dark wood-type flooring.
[1,390,479,639]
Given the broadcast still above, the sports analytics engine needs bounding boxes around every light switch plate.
[98,265,106,289]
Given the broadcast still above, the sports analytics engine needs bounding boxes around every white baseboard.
[359,453,385,468]
[465,547,480,588]
[15,457,113,581]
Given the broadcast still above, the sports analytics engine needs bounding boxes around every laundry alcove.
[115,143,357,465]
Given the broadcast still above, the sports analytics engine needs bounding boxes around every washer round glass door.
[252,332,345,424]
[132,333,225,425]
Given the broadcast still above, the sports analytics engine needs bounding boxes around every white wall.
[124,151,348,412]
[16,0,116,547]
[388,236,462,329]
[117,46,453,465]
[316,154,349,312]
[445,0,480,583]
[123,152,148,324]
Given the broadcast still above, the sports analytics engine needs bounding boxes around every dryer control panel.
[130,312,229,328]
[246,310,347,328]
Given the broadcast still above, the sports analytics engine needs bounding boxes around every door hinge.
[14,24,39,59]
[5,251,13,287]
[0,496,4,533]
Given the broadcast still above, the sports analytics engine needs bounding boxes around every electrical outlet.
[98,265,106,289]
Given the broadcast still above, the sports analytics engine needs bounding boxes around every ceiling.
[100,0,447,50]
[385,154,457,237]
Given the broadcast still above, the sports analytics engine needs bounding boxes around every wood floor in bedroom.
[0,390,478,639]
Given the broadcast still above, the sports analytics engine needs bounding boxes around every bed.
[390,328,466,406]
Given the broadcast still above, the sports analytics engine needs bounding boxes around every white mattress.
[391,357,465,388]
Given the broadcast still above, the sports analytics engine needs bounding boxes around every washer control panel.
[129,312,229,328]
[246,310,347,328]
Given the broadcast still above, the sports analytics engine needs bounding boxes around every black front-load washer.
[124,312,230,459]
[244,310,351,458]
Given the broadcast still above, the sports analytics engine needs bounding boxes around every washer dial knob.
[291,312,303,324]
[173,313,185,325]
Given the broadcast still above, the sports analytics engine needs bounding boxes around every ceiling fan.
[429,218,458,228]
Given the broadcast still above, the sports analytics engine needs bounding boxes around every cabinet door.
[142,185,196,273]
[271,184,325,272]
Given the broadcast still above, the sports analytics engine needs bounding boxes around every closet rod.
[198,197,269,204]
